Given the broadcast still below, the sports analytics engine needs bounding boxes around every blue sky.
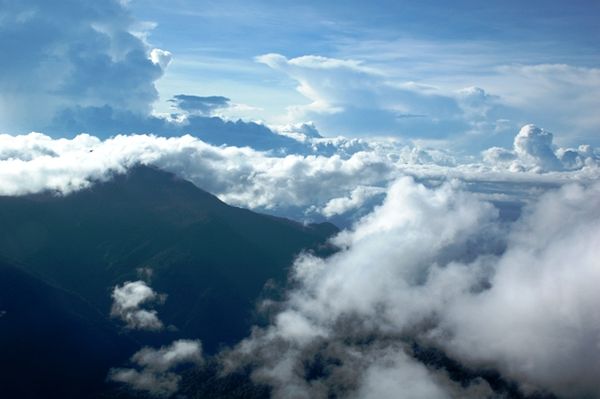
[1,0,599,151]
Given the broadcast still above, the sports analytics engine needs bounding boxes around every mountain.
[0,165,337,398]
[0,262,135,398]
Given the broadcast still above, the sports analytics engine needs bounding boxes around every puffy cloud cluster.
[0,132,394,216]
[109,339,202,397]
[224,178,501,397]
[223,177,600,398]
[441,182,600,397]
[320,185,386,217]
[483,124,599,172]
[111,280,165,331]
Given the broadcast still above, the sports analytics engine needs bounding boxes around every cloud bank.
[0,126,598,222]
[222,176,600,398]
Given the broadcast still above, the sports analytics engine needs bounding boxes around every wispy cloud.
[109,339,203,397]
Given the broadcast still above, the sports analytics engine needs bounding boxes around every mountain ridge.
[0,164,338,398]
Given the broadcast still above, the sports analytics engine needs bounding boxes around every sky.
[2,1,600,398]
[1,0,599,151]
[132,0,600,148]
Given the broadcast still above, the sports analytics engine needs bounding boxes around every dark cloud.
[47,103,309,152]
[169,94,231,116]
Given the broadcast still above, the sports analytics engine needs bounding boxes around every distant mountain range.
[0,165,337,398]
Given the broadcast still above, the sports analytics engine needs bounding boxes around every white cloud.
[111,280,165,331]
[352,349,449,399]
[441,182,600,398]
[483,124,599,172]
[222,177,502,397]
[0,128,598,223]
[255,52,600,153]
[109,368,180,398]
[222,176,600,398]
[131,339,203,372]
[513,124,562,171]
[321,185,385,217]
[150,48,173,70]
[255,53,513,142]
[109,339,202,397]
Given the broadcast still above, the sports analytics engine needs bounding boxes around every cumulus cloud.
[513,124,562,171]
[111,280,165,330]
[149,48,172,70]
[222,178,501,397]
[221,176,600,398]
[109,339,202,397]
[0,1,382,155]
[320,185,386,217]
[0,0,168,134]
[483,124,599,172]
[0,0,314,151]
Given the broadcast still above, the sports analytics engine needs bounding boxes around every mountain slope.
[0,262,136,399]
[0,165,337,348]
[0,165,337,397]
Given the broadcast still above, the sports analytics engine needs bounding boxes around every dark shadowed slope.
[0,262,135,399]
[0,165,337,347]
[0,165,337,397]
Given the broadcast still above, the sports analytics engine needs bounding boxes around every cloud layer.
[223,176,600,398]
[0,126,598,224]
